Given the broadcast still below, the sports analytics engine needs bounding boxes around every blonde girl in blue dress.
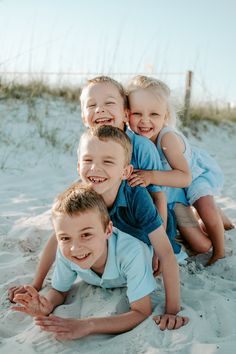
[127,75,231,266]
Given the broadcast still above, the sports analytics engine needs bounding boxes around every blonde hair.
[78,125,132,166]
[52,182,110,231]
[127,75,177,127]
[80,75,128,110]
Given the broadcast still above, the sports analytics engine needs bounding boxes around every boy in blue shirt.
[79,75,167,225]
[13,167,188,336]
[12,184,166,339]
[77,126,186,327]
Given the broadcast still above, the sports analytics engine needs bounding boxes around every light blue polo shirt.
[126,128,164,193]
[52,227,157,303]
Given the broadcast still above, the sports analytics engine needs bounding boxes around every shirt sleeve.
[52,249,78,292]
[120,241,157,303]
[131,134,165,193]
[132,187,163,234]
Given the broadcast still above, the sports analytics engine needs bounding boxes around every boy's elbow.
[184,172,192,187]
[137,307,152,319]
[186,178,192,187]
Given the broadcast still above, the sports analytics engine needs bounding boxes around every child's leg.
[217,207,235,230]
[174,203,212,254]
[193,196,225,265]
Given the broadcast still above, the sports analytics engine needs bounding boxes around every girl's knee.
[197,240,212,253]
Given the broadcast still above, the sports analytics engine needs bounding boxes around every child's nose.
[90,163,101,171]
[95,105,105,113]
[70,240,82,253]
[141,114,149,122]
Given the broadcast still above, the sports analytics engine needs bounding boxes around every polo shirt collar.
[75,231,120,281]
[101,230,120,280]
[109,181,127,216]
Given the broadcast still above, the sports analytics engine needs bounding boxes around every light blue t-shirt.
[52,227,157,303]
[126,128,164,193]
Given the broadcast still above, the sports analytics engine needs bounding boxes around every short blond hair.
[52,182,110,231]
[78,125,132,166]
[127,75,176,127]
[80,75,128,110]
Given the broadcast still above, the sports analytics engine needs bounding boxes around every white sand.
[1,99,236,354]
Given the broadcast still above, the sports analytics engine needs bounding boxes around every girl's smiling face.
[128,88,168,143]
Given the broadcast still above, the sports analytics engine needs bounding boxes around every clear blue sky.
[0,0,235,105]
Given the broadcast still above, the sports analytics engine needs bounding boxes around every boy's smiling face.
[81,82,128,131]
[53,209,113,274]
[77,136,132,206]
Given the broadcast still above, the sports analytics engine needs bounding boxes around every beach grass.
[1,79,236,125]
[0,79,81,102]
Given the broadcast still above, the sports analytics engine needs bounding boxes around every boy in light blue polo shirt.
[12,183,188,339]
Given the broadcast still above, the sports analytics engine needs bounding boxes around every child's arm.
[150,191,167,230]
[8,233,58,302]
[129,132,192,188]
[33,295,152,340]
[149,226,181,316]
[32,233,58,290]
[13,285,152,339]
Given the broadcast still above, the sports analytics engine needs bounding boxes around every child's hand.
[128,170,152,187]
[8,284,41,303]
[35,315,92,340]
[11,285,53,317]
[153,314,189,330]
[8,285,28,303]
[152,254,162,277]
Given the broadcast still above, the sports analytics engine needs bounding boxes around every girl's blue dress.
[156,126,224,205]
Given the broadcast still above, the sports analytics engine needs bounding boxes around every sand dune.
[1,101,235,353]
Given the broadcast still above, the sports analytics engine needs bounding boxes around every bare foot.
[206,253,225,266]
[218,208,235,230]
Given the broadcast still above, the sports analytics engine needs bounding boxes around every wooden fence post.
[183,70,193,126]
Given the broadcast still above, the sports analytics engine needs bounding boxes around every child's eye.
[151,113,159,116]
[60,236,70,242]
[106,101,115,105]
[131,112,141,116]
[81,233,93,239]
[87,104,96,108]
[104,160,114,164]
[83,159,92,163]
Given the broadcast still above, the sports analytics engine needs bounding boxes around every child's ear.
[123,108,129,123]
[122,164,133,180]
[106,221,113,239]
[77,161,80,175]
[164,109,170,125]
[82,113,89,128]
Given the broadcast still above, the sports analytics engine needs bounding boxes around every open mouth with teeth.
[95,118,114,125]
[88,176,107,184]
[138,127,153,133]
[73,252,91,262]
